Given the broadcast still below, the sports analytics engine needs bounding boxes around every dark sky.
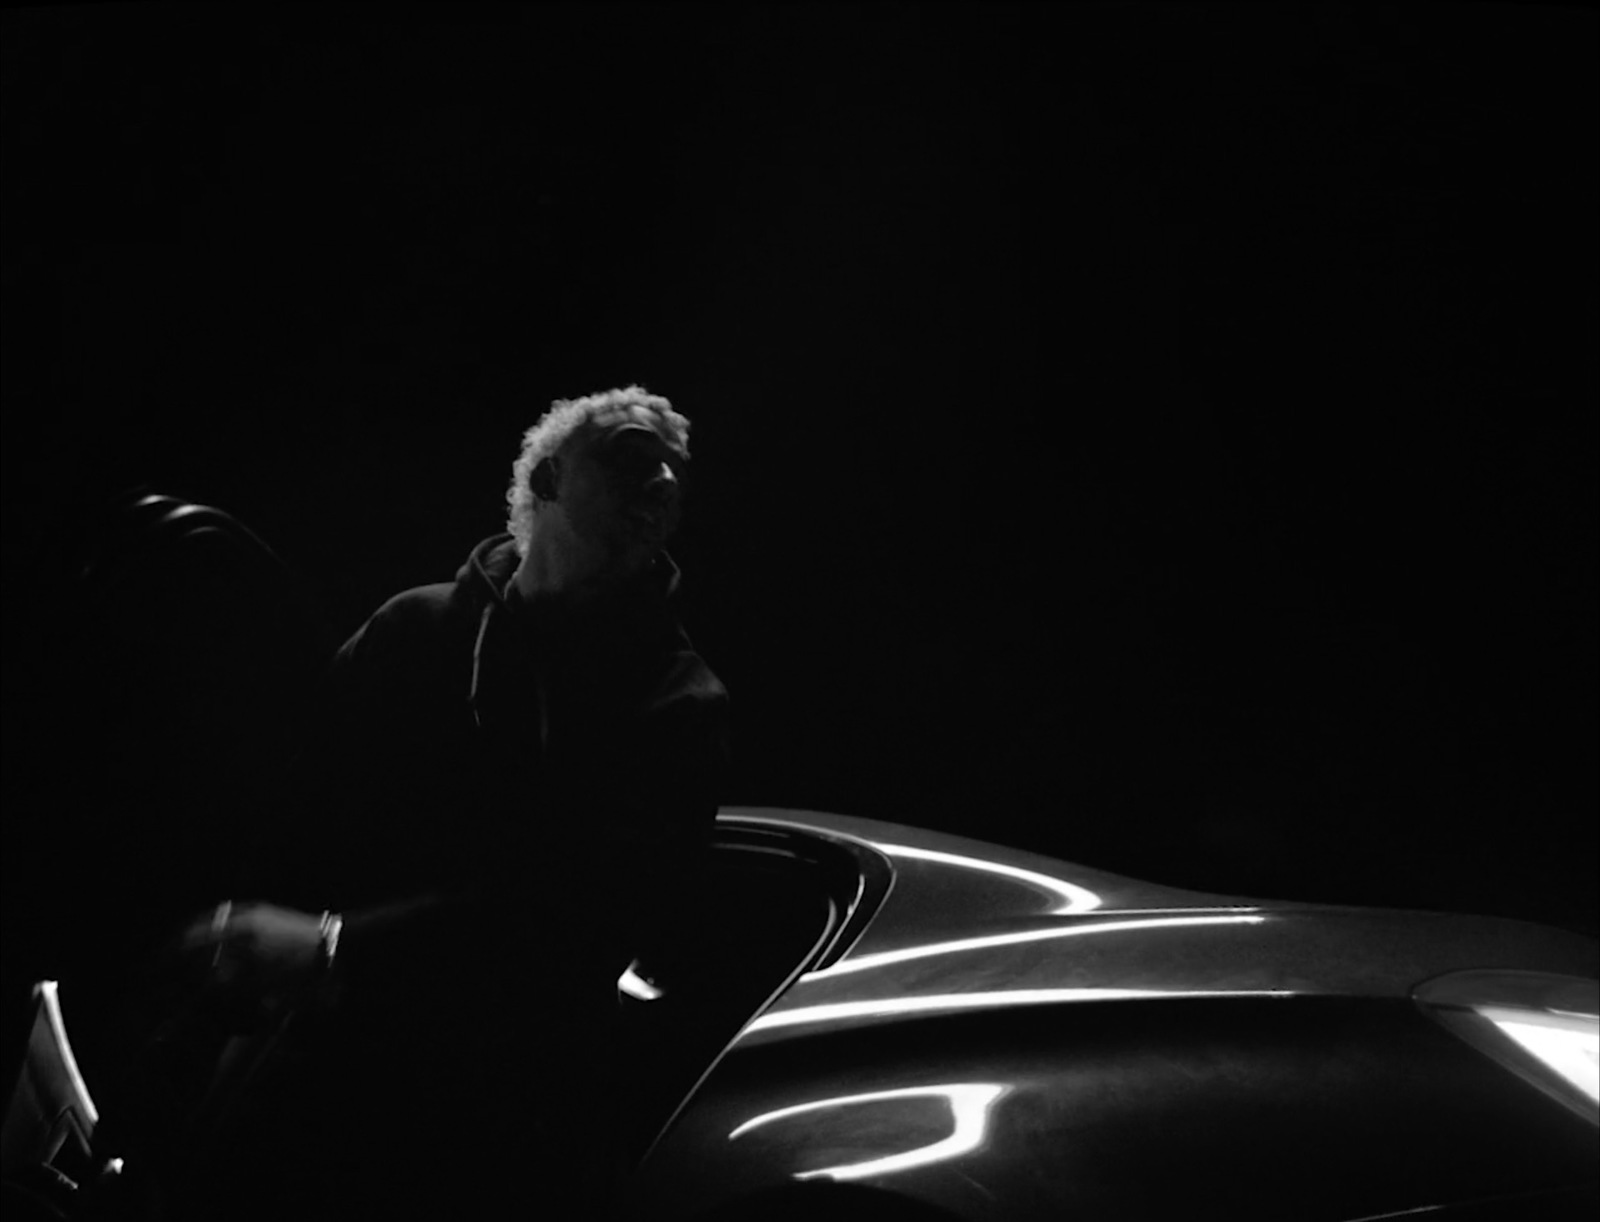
[3,4,1595,934]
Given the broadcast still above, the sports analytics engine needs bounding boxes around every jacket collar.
[462,533,684,652]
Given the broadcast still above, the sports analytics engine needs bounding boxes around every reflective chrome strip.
[744,986,1296,1035]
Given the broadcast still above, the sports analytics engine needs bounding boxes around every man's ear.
[529,457,560,502]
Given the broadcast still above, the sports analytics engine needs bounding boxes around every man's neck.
[511,533,646,611]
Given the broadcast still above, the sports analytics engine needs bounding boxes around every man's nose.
[642,461,679,503]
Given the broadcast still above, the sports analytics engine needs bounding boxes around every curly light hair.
[505,385,691,556]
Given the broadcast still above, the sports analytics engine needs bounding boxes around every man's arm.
[181,891,454,1006]
[212,595,475,999]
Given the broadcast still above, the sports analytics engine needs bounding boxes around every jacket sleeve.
[259,602,409,907]
[531,672,733,971]
[246,596,486,989]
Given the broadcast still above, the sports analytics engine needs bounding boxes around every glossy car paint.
[623,808,1599,1221]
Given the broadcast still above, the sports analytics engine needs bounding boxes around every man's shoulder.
[338,577,477,668]
[373,579,466,626]
[645,644,730,723]
[369,537,512,630]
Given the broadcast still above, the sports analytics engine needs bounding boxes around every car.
[6,804,1596,1221]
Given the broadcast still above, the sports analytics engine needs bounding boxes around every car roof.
[717,807,1599,1049]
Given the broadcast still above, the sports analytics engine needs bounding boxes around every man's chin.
[593,541,658,585]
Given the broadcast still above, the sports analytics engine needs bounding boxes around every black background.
[2,4,1595,958]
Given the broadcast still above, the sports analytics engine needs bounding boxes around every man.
[174,385,731,1217]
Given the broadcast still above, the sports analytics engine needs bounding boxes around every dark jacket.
[287,534,730,985]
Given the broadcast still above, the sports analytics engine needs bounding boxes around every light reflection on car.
[5,806,1598,1222]
[614,808,1599,1221]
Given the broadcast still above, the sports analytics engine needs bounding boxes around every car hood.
[721,808,1600,1049]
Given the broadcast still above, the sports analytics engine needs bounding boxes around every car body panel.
[619,809,1600,1220]
[632,995,1599,1222]
[724,808,1598,1049]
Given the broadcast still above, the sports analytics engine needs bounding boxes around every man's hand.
[183,901,326,999]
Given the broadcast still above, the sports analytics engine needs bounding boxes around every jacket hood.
[457,533,521,605]
[459,534,695,735]
[455,533,686,638]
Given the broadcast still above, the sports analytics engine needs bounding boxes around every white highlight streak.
[729,1083,1009,1182]
[745,987,1293,1034]
[876,843,1103,914]
[39,981,98,1126]
[1481,1006,1600,1103]
[803,914,1266,980]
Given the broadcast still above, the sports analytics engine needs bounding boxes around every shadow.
[2,487,338,1107]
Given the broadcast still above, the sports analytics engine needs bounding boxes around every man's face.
[556,419,686,580]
